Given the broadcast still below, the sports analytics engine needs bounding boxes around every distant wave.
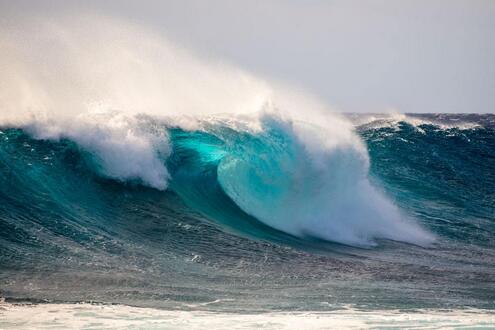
[346,112,495,130]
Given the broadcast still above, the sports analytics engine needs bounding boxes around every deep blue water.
[0,114,494,311]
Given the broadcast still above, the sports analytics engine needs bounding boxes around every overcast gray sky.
[2,0,495,113]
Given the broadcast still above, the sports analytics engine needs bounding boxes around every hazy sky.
[2,0,495,113]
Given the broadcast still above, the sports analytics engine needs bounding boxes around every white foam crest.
[24,112,171,190]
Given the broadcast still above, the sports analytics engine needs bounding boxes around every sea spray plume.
[0,13,271,188]
[0,14,272,123]
[0,13,434,246]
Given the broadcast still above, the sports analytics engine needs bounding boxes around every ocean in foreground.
[1,301,494,330]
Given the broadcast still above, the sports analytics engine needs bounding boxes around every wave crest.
[212,115,434,246]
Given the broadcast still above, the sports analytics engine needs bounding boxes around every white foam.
[24,112,171,190]
[1,302,493,330]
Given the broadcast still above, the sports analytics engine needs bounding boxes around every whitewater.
[1,12,495,329]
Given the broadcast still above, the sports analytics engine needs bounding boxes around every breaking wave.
[0,14,432,247]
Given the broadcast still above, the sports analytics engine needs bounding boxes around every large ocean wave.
[0,14,432,247]
[1,13,495,313]
[0,112,434,248]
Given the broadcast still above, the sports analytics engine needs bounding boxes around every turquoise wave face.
[0,115,494,311]
[168,116,432,247]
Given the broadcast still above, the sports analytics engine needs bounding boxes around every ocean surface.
[0,113,494,329]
